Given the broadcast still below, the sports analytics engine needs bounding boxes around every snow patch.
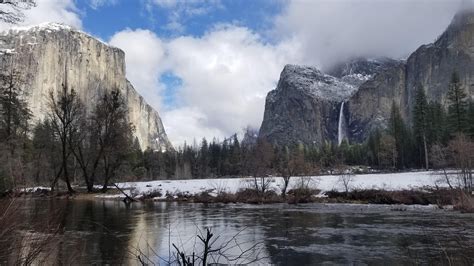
[281,64,358,101]
[0,48,15,54]
[1,22,112,47]
[95,171,445,200]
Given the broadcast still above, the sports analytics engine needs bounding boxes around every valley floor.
[97,171,449,200]
[15,170,474,211]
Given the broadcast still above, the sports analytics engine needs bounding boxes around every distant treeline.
[0,70,473,194]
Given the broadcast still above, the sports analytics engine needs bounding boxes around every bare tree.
[171,227,266,265]
[378,134,397,169]
[94,89,134,192]
[0,0,36,24]
[68,111,99,192]
[430,143,454,189]
[277,144,308,198]
[47,78,84,193]
[339,171,354,194]
[244,138,274,195]
[448,133,473,192]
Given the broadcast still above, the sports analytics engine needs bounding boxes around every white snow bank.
[20,186,51,193]
[98,171,446,200]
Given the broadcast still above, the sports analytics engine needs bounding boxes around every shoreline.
[8,185,470,212]
[5,171,473,212]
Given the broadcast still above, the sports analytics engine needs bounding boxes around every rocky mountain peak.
[279,64,357,102]
[434,7,474,51]
[326,57,401,87]
[451,4,474,26]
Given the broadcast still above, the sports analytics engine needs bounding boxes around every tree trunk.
[101,158,110,192]
[423,134,429,170]
[50,165,63,192]
[281,176,290,198]
[62,139,74,193]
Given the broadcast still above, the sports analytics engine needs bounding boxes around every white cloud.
[162,107,223,145]
[164,25,301,145]
[88,0,118,10]
[109,25,301,147]
[151,0,178,8]
[145,0,223,33]
[0,0,82,31]
[109,29,167,112]
[274,0,463,69]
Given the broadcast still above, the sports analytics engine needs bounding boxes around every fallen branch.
[113,183,137,203]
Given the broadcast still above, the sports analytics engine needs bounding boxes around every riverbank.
[8,171,473,211]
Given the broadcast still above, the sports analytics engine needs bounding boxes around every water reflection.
[2,200,473,265]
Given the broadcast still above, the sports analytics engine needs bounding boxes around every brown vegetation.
[325,188,465,206]
[0,199,66,264]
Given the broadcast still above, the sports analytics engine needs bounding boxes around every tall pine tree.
[427,101,448,144]
[413,87,429,169]
[0,69,31,189]
[388,101,412,169]
[468,101,474,137]
[446,71,468,135]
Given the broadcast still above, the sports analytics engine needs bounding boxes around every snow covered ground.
[99,171,448,200]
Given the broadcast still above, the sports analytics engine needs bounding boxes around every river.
[1,199,473,265]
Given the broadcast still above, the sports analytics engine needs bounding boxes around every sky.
[0,0,470,147]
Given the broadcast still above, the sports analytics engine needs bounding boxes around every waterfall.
[338,102,345,145]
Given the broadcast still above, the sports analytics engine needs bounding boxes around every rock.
[327,57,400,87]
[260,9,474,147]
[347,9,474,142]
[259,65,359,146]
[0,23,172,151]
[346,60,407,142]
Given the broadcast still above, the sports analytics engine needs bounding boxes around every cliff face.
[260,10,474,147]
[347,9,474,143]
[259,64,360,146]
[0,23,172,151]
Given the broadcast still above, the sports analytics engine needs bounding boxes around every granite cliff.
[260,9,474,147]
[0,23,172,151]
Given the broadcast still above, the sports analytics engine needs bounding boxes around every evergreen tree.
[0,69,31,189]
[427,101,449,144]
[367,128,381,167]
[229,134,241,175]
[0,70,31,149]
[413,87,429,169]
[31,120,59,184]
[468,101,474,137]
[388,101,413,169]
[198,138,209,178]
[446,71,468,134]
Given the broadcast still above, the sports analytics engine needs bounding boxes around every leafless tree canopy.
[0,0,36,24]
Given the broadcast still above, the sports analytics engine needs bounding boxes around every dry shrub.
[286,177,319,204]
[140,188,163,200]
[325,189,459,205]
[0,199,65,264]
[454,192,474,213]
[235,188,280,204]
